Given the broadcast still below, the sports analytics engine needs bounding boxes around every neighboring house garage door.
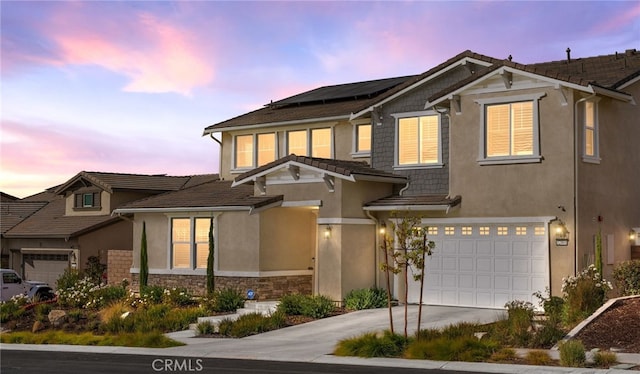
[407,220,550,309]
[23,253,69,290]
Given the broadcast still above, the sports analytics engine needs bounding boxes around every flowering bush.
[57,277,128,309]
[163,287,195,307]
[612,260,640,296]
[561,264,612,325]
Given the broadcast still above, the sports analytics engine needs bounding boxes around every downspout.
[210,133,223,179]
[573,94,596,275]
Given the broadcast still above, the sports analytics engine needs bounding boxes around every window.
[74,192,100,209]
[445,226,455,235]
[497,227,508,236]
[354,124,371,154]
[476,93,544,165]
[534,227,545,236]
[171,217,212,269]
[516,227,527,236]
[461,227,473,235]
[286,128,332,158]
[395,113,441,167]
[234,133,277,169]
[583,100,600,162]
[427,226,438,235]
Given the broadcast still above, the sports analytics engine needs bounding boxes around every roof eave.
[203,114,351,135]
[589,84,636,105]
[113,206,254,214]
[363,204,453,212]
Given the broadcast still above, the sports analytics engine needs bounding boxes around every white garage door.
[407,221,549,309]
[24,253,69,290]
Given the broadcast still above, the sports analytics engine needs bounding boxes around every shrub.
[0,299,23,323]
[277,293,307,315]
[229,312,270,337]
[526,350,552,365]
[344,287,387,310]
[503,300,534,347]
[139,285,165,305]
[613,260,640,296]
[334,331,407,358]
[562,265,612,325]
[163,287,196,307]
[489,348,516,362]
[405,336,498,361]
[530,322,566,348]
[56,269,82,291]
[34,303,53,322]
[217,317,234,336]
[558,339,586,367]
[196,321,216,335]
[534,287,565,325]
[211,288,244,313]
[92,285,128,308]
[300,295,335,319]
[592,350,618,368]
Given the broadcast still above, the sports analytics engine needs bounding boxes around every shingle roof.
[115,180,282,211]
[234,154,407,184]
[54,171,219,195]
[3,196,121,238]
[4,173,220,239]
[1,201,48,235]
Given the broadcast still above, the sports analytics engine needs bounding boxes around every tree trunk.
[382,240,394,334]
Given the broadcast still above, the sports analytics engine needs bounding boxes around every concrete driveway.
[164,305,506,362]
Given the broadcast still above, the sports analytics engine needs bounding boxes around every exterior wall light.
[631,229,639,243]
[379,222,386,235]
[324,226,332,239]
[554,220,569,246]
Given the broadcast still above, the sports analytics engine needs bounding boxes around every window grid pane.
[235,135,254,168]
[585,102,596,157]
[534,227,546,236]
[257,133,276,166]
[511,102,533,155]
[311,128,331,158]
[486,104,510,157]
[420,116,439,163]
[172,218,191,268]
[479,227,490,235]
[461,227,472,235]
[427,227,438,235]
[287,130,307,156]
[497,227,508,236]
[357,124,371,152]
[445,227,455,235]
[399,118,419,165]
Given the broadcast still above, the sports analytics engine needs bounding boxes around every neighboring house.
[1,192,48,268]
[2,172,218,288]
[120,49,640,308]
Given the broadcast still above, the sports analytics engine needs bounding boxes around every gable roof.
[1,201,48,235]
[4,172,220,239]
[113,180,283,213]
[54,171,219,195]
[426,49,640,107]
[232,154,408,187]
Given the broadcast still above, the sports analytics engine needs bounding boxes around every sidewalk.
[2,305,639,373]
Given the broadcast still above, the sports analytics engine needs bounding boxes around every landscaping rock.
[48,310,68,327]
[32,321,44,333]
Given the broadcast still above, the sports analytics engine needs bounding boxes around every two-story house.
[2,171,218,288]
[119,49,639,308]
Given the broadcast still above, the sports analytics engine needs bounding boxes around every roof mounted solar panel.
[269,75,413,107]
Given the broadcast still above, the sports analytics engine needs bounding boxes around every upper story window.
[582,100,600,163]
[286,128,332,158]
[476,93,544,165]
[393,112,442,169]
[171,217,211,269]
[352,123,371,156]
[234,133,277,170]
[74,192,101,209]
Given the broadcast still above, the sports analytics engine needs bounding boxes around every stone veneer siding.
[107,249,133,286]
[131,273,312,300]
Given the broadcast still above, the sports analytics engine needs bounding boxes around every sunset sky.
[1,1,638,198]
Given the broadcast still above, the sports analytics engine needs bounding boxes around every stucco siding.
[259,207,315,271]
[218,211,260,271]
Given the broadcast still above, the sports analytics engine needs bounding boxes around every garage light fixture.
[379,222,386,235]
[324,226,332,239]
[630,230,637,242]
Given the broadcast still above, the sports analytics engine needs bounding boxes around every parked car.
[26,284,56,302]
[0,268,48,302]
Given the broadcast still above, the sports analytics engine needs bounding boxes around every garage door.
[407,221,549,309]
[24,253,69,290]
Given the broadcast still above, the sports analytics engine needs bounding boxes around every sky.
[1,1,638,198]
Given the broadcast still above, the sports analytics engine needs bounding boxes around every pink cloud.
[48,11,214,95]
[0,119,218,198]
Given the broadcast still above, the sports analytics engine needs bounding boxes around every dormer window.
[74,192,101,209]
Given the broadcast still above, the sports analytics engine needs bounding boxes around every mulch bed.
[573,297,640,353]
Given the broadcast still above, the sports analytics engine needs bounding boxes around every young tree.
[206,218,215,294]
[139,221,149,288]
[380,215,435,338]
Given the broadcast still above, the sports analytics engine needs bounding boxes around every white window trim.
[392,110,444,170]
[167,214,219,271]
[582,98,601,164]
[351,122,372,158]
[231,132,278,172]
[475,92,545,165]
[284,126,334,158]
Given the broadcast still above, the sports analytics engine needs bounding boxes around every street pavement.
[2,305,639,373]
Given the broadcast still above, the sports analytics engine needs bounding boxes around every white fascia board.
[352,174,407,184]
[590,84,635,104]
[233,160,356,187]
[618,75,640,90]
[317,218,375,225]
[281,200,322,207]
[203,115,350,135]
[363,205,452,212]
[351,57,493,120]
[249,200,283,215]
[414,216,557,225]
[113,206,252,214]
